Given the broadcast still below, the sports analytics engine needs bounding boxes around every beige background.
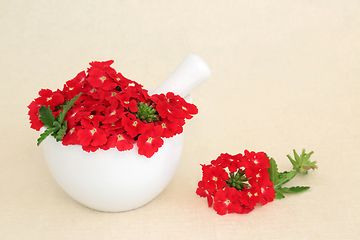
[1,1,360,239]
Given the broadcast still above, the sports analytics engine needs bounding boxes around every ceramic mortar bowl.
[42,131,185,212]
[41,54,210,212]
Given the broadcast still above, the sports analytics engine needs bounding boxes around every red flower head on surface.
[196,150,276,215]
[196,149,317,215]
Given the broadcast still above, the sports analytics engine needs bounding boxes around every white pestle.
[150,54,211,97]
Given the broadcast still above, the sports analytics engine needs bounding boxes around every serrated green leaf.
[36,94,81,146]
[37,127,58,146]
[275,190,285,199]
[58,92,82,123]
[268,157,279,186]
[277,186,310,194]
[38,106,55,127]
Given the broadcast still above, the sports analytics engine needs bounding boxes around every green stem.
[273,170,298,189]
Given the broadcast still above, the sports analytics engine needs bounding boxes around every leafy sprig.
[287,149,317,174]
[37,93,82,146]
[268,149,317,199]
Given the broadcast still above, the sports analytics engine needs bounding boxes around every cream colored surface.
[1,1,359,239]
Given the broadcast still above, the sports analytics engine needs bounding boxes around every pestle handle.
[150,54,211,97]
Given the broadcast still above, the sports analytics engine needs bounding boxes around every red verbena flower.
[77,120,108,149]
[87,67,118,91]
[196,180,214,207]
[177,97,198,120]
[244,150,271,170]
[121,113,150,138]
[156,119,179,138]
[62,71,86,99]
[105,129,135,152]
[213,187,243,215]
[37,89,65,109]
[27,100,44,130]
[136,125,164,158]
[62,125,81,146]
[215,153,243,172]
[202,165,228,194]
[28,60,198,158]
[116,92,138,112]
[102,100,125,124]
[196,150,276,215]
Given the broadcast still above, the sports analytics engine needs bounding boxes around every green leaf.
[277,186,310,194]
[274,190,285,199]
[288,149,317,174]
[268,157,279,186]
[38,106,55,127]
[286,154,297,167]
[294,149,301,164]
[58,92,82,124]
[36,93,81,146]
[37,127,58,146]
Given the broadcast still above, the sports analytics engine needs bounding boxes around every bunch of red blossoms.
[28,60,198,158]
[196,150,276,215]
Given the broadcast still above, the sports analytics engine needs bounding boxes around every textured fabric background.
[1,1,359,239]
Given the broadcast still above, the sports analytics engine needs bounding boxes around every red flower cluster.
[196,150,275,215]
[28,60,198,157]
